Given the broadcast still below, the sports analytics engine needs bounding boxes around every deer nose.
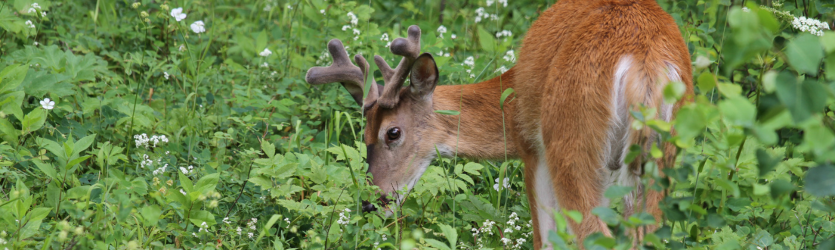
[361,195,391,212]
[362,200,377,212]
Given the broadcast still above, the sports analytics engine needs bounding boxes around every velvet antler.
[373,25,422,108]
[305,39,378,108]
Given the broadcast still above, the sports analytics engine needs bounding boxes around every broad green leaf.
[592,207,619,225]
[423,239,451,250]
[756,149,779,177]
[21,108,46,134]
[775,72,827,123]
[715,178,740,197]
[603,185,634,199]
[785,33,824,76]
[141,205,162,226]
[477,26,495,52]
[804,165,835,197]
[179,172,194,193]
[72,134,97,156]
[437,223,457,249]
[697,72,716,92]
[194,173,220,194]
[718,96,756,127]
[663,81,686,104]
[0,64,28,93]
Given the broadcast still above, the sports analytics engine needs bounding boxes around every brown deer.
[305,0,692,248]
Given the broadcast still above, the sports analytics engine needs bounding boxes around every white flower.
[163,72,169,80]
[32,3,41,9]
[342,25,351,31]
[437,25,447,38]
[260,62,269,68]
[353,28,361,35]
[487,0,495,6]
[33,41,39,46]
[498,0,508,7]
[178,44,186,51]
[223,217,231,224]
[792,16,829,36]
[503,50,516,63]
[180,167,190,174]
[320,9,325,15]
[170,7,187,22]
[25,20,35,28]
[336,208,351,225]
[496,30,512,38]
[347,12,358,26]
[451,34,457,39]
[742,7,750,12]
[40,98,54,110]
[259,48,272,57]
[463,56,475,68]
[236,227,242,235]
[247,232,254,238]
[190,21,205,34]
[180,189,187,195]
[493,177,510,191]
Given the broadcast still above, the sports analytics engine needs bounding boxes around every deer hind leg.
[520,147,559,250]
[613,56,682,238]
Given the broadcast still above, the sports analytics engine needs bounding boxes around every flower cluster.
[133,134,169,148]
[495,30,512,39]
[791,16,830,36]
[179,165,195,174]
[487,0,508,7]
[344,12,361,40]
[25,20,35,29]
[245,218,258,238]
[475,7,499,23]
[259,48,272,57]
[336,208,351,230]
[139,154,153,168]
[437,25,448,38]
[381,33,391,47]
[503,50,516,63]
[471,214,533,249]
[463,56,476,78]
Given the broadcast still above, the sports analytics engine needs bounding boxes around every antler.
[305,39,379,108]
[374,25,422,108]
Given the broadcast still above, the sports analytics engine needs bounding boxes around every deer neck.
[430,68,519,160]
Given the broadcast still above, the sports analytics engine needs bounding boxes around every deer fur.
[305,0,693,248]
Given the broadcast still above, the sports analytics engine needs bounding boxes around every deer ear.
[409,53,439,98]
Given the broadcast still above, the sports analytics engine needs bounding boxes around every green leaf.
[663,81,686,103]
[785,33,824,76]
[756,149,778,177]
[423,239,451,250]
[434,110,460,116]
[820,32,835,54]
[72,134,97,156]
[66,155,91,169]
[477,26,495,52]
[437,223,457,249]
[0,64,28,93]
[0,118,19,145]
[775,72,828,123]
[697,72,716,92]
[592,207,619,225]
[141,205,162,226]
[256,31,268,52]
[21,108,46,134]
[179,172,193,193]
[564,210,583,224]
[715,178,740,197]
[604,185,634,200]
[804,164,835,197]
[500,88,514,110]
[194,173,220,194]
[261,140,276,157]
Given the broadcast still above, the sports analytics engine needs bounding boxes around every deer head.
[306,25,441,211]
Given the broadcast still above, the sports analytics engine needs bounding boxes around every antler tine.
[373,25,422,108]
[355,54,379,108]
[305,39,370,106]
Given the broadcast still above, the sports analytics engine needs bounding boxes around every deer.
[304,0,692,248]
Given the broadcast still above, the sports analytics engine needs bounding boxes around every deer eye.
[386,127,401,143]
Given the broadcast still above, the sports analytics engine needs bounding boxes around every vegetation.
[0,0,834,249]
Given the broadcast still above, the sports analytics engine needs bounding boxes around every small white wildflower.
[451,34,457,39]
[792,16,830,36]
[236,227,242,235]
[498,0,508,7]
[179,44,186,51]
[180,189,187,195]
[259,48,272,57]
[40,98,55,110]
[437,25,447,38]
[382,234,387,241]
[247,232,254,238]
[496,30,512,38]
[180,167,190,174]
[742,7,750,12]
[260,62,269,68]
[190,20,205,34]
[493,177,510,191]
[170,7,187,22]
[25,20,35,28]
[342,25,351,31]
[320,9,325,15]
[40,11,46,17]
[463,56,475,68]
[353,28,361,35]
[287,5,292,9]
[33,41,39,46]
[503,50,516,63]
[347,12,358,26]
[163,72,170,80]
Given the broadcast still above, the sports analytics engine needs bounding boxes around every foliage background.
[1,0,835,249]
